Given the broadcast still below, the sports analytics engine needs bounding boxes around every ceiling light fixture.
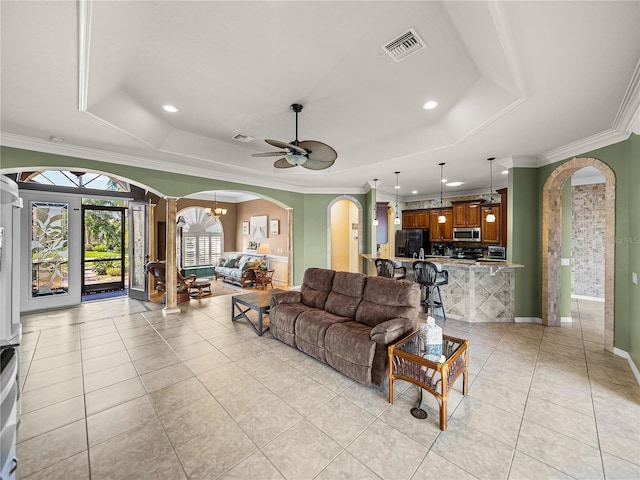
[394,171,401,225]
[206,193,227,220]
[486,157,496,223]
[438,163,447,224]
[162,105,178,113]
[502,169,509,175]
[423,100,438,110]
[372,179,379,227]
[446,181,463,187]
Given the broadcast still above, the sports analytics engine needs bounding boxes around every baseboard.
[571,294,605,302]
[561,316,573,323]
[613,347,640,386]
[515,317,542,324]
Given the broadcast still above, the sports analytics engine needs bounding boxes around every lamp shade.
[257,243,272,254]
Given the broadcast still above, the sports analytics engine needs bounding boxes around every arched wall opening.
[542,157,615,351]
[327,195,364,272]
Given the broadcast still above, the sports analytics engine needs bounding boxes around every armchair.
[145,261,196,303]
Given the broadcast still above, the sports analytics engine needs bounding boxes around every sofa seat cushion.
[215,266,242,278]
[295,310,351,362]
[325,321,376,386]
[324,271,366,319]
[355,276,420,328]
[269,303,317,347]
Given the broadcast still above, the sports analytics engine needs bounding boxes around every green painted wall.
[0,146,369,285]
[628,133,640,368]
[509,168,541,317]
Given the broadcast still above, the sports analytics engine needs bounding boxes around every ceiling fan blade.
[297,140,337,163]
[273,157,296,169]
[265,139,307,154]
[301,158,335,170]
[251,151,288,157]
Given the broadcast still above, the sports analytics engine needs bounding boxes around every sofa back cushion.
[301,268,335,309]
[324,271,366,319]
[355,277,420,328]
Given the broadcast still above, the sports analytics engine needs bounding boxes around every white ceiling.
[1,1,639,202]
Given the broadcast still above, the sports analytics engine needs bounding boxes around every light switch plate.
[561,258,571,266]
[633,272,638,285]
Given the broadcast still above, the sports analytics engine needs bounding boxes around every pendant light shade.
[372,179,379,226]
[438,162,446,223]
[394,172,401,225]
[486,157,496,223]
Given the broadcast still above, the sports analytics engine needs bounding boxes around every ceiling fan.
[251,104,337,170]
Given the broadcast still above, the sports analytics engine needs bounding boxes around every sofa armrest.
[370,317,416,345]
[270,290,302,307]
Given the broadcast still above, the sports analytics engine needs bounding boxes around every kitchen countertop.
[362,254,523,269]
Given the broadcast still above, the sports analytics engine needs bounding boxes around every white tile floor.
[16,292,640,480]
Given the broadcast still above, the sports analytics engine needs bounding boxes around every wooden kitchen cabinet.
[452,201,482,227]
[481,205,500,243]
[429,209,453,242]
[402,209,429,229]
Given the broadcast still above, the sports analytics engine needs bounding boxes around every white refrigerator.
[0,175,22,480]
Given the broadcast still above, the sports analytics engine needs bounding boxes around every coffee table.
[388,331,469,430]
[231,288,284,336]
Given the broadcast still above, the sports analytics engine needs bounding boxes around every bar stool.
[375,258,407,280]
[412,261,448,320]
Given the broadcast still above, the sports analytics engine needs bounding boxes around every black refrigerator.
[395,229,431,258]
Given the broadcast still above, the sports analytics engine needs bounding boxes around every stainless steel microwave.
[453,227,481,242]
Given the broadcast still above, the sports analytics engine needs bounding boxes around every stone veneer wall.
[572,183,605,298]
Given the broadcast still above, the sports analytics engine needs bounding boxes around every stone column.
[164,197,180,314]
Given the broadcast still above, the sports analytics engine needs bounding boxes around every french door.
[128,200,150,301]
[81,205,126,294]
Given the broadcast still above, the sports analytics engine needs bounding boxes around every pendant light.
[438,163,446,223]
[372,179,379,226]
[486,157,496,223]
[394,171,401,225]
[207,192,227,220]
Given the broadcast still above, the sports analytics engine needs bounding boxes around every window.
[19,170,130,191]
[179,207,223,268]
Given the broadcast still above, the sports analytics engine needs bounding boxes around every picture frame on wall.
[270,219,279,235]
[250,215,268,241]
[242,221,249,235]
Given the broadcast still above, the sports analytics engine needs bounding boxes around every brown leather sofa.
[269,268,420,386]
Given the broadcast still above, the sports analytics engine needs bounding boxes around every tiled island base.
[439,266,517,322]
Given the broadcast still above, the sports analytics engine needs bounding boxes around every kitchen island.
[363,254,523,323]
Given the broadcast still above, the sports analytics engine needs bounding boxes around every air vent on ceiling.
[231,133,254,143]
[382,28,426,62]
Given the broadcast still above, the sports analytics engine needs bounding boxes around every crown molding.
[0,133,366,196]
[498,155,538,169]
[537,129,630,166]
[612,58,640,133]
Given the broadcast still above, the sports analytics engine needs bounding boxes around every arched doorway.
[327,196,363,272]
[542,157,615,351]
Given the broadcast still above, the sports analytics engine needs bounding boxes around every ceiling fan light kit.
[251,103,337,171]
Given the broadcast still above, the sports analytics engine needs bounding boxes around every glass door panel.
[128,200,150,301]
[31,202,69,297]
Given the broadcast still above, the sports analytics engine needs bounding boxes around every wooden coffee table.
[388,331,469,430]
[231,288,284,336]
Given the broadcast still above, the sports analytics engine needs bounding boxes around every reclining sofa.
[269,267,420,386]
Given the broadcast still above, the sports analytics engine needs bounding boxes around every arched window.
[179,207,223,268]
[19,170,129,191]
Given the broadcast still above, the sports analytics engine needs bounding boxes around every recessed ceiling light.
[395,185,400,189]
[412,190,418,194]
[446,181,464,187]
[423,100,438,110]
[441,178,447,183]
[162,105,178,113]
[502,170,509,174]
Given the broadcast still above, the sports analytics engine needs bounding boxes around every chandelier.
[207,193,227,220]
